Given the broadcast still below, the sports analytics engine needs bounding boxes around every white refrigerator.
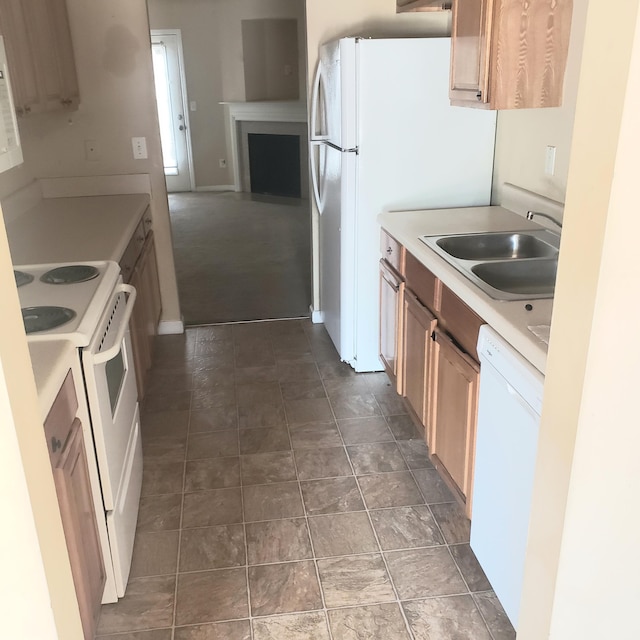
[310,36,496,372]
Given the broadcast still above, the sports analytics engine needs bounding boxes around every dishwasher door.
[471,325,544,629]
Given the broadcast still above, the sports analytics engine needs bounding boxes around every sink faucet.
[526,210,563,230]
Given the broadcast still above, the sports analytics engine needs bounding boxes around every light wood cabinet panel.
[397,0,451,12]
[0,0,79,115]
[129,263,152,400]
[121,212,162,400]
[405,252,440,313]
[380,230,405,275]
[450,0,573,109]
[380,259,405,393]
[402,289,437,433]
[439,284,484,361]
[431,328,480,516]
[45,372,105,640]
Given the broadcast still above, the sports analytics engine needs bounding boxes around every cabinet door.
[449,0,493,106]
[379,260,404,392]
[52,418,105,640]
[0,0,78,114]
[144,233,162,337]
[402,289,437,434]
[431,328,480,514]
[129,265,151,399]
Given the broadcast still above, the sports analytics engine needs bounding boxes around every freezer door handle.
[310,59,325,141]
[310,140,323,213]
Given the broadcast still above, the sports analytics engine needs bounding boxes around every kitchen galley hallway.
[169,191,312,325]
[95,319,515,639]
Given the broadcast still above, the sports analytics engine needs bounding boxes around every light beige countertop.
[6,193,150,265]
[378,205,554,374]
[28,340,77,420]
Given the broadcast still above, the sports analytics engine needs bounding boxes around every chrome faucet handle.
[526,210,563,230]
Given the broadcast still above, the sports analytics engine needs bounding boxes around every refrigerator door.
[311,38,357,149]
[319,140,357,364]
[351,37,496,372]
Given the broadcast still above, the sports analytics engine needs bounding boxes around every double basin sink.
[420,229,560,301]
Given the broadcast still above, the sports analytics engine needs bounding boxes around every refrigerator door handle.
[326,140,358,154]
[309,140,323,213]
[310,59,329,142]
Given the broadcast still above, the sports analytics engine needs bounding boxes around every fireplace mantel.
[222,101,308,192]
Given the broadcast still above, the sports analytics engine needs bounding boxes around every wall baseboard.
[310,306,324,324]
[158,320,184,335]
[194,185,235,192]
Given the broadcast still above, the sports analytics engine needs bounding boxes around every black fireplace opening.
[248,133,301,198]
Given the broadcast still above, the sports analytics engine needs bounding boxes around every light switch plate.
[545,145,557,176]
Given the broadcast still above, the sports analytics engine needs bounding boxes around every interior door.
[151,31,192,192]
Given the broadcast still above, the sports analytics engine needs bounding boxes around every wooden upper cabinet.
[397,0,452,12]
[450,0,573,109]
[0,0,79,115]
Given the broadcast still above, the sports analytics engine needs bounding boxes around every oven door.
[82,283,139,512]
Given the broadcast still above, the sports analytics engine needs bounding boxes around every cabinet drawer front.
[405,252,440,312]
[380,230,405,275]
[119,219,146,284]
[439,285,484,361]
[44,369,78,465]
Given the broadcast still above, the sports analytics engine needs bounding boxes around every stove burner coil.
[22,306,77,334]
[14,270,34,288]
[41,265,100,285]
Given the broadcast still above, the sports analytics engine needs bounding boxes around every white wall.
[148,0,306,189]
[518,0,640,636]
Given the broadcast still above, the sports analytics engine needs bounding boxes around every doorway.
[151,30,194,193]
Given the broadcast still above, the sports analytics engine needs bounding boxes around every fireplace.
[223,101,309,199]
[248,133,301,197]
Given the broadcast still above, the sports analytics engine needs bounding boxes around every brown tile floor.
[95,320,516,640]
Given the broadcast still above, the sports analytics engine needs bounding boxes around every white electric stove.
[15,260,142,603]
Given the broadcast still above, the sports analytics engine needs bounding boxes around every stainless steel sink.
[472,259,557,296]
[419,229,560,301]
[435,231,558,261]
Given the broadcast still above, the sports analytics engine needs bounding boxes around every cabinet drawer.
[380,230,405,276]
[44,370,78,466]
[405,252,440,313]
[439,285,484,361]
[141,206,153,237]
[120,219,146,284]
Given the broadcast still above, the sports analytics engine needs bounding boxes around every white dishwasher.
[471,325,544,630]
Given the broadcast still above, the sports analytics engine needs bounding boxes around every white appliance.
[0,36,22,173]
[310,36,496,372]
[16,261,142,603]
[471,325,544,628]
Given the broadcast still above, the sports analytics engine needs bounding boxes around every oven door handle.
[93,283,137,365]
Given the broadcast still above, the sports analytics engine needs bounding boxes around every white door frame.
[150,29,195,192]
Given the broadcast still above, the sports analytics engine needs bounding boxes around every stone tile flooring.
[95,320,515,640]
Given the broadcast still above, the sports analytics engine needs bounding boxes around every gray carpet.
[169,191,311,325]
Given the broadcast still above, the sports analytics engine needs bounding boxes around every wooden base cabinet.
[121,213,162,400]
[379,259,405,393]
[430,328,480,516]
[402,289,437,431]
[45,371,105,640]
